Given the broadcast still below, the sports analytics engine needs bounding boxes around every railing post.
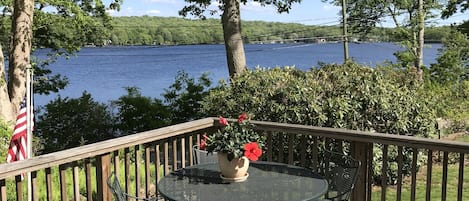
[351,141,371,201]
[96,153,111,201]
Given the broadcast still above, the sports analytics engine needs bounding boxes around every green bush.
[424,82,469,134]
[201,63,437,184]
[203,63,436,136]
[36,92,115,154]
[162,70,212,125]
[0,120,12,163]
[111,87,170,136]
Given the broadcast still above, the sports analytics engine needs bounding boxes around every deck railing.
[0,117,467,201]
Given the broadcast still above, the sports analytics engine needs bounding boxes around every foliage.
[441,0,469,18]
[0,120,12,163]
[107,16,453,45]
[322,0,440,72]
[429,29,469,85]
[424,26,453,42]
[35,92,115,154]
[0,0,122,94]
[111,87,170,136]
[179,0,302,19]
[201,63,437,183]
[205,114,264,161]
[36,71,212,153]
[178,0,303,77]
[0,0,123,124]
[458,20,469,35]
[163,71,212,125]
[423,83,469,133]
[425,29,469,132]
[203,64,436,136]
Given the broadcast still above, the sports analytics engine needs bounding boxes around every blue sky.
[106,0,467,27]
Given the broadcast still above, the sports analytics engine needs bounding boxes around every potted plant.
[193,134,218,164]
[205,113,264,182]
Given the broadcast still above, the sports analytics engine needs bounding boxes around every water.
[34,42,442,107]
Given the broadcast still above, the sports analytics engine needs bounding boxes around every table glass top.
[158,161,328,201]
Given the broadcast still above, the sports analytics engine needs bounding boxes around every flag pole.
[26,65,33,201]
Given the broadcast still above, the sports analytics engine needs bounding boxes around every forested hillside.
[108,16,453,46]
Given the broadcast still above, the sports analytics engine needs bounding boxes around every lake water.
[35,42,442,107]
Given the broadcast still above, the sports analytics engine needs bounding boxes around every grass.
[455,133,469,142]
[371,132,469,201]
[371,163,469,201]
[5,159,162,201]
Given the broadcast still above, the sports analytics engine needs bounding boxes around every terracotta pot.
[217,152,250,181]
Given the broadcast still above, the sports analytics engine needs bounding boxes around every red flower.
[200,134,208,150]
[238,112,247,123]
[219,116,228,126]
[244,142,262,161]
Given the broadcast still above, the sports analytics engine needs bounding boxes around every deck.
[0,117,467,201]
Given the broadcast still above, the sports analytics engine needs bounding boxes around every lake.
[34,42,442,107]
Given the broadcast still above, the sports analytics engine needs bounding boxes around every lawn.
[372,132,469,201]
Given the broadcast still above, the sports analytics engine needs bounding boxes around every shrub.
[111,87,170,135]
[0,119,12,163]
[36,92,115,154]
[201,63,437,184]
[163,70,212,125]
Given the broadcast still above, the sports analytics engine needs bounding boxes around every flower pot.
[217,152,250,182]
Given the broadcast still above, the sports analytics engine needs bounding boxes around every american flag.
[6,97,33,163]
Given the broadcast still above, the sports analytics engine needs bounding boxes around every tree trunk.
[5,0,34,121]
[222,0,247,77]
[415,0,425,81]
[0,45,14,123]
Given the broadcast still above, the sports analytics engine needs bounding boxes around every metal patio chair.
[320,150,361,201]
[193,145,218,164]
[106,172,157,201]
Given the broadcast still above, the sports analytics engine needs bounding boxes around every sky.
[106,0,468,27]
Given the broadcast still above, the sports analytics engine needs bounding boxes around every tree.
[429,29,469,85]
[458,21,469,35]
[441,0,469,18]
[35,93,115,154]
[179,0,302,77]
[0,0,122,123]
[0,0,34,123]
[112,87,170,135]
[163,71,211,124]
[323,0,441,81]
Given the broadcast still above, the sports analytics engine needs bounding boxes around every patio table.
[157,161,328,201]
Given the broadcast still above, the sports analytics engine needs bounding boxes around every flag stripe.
[6,97,33,164]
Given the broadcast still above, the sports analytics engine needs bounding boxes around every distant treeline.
[108,16,453,46]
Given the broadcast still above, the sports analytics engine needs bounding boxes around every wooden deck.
[0,117,467,201]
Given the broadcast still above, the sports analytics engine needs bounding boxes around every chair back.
[321,150,361,201]
[193,145,218,164]
[106,172,126,201]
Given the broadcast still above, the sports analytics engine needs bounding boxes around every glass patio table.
[157,161,328,201]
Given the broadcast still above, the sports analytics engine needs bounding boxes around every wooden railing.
[0,117,467,201]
